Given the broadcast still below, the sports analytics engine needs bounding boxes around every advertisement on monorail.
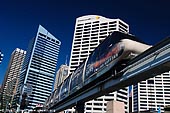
[85,42,124,81]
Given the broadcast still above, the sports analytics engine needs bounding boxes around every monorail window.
[90,47,99,63]
[70,63,84,90]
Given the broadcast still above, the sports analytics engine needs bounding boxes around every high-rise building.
[132,72,170,112]
[68,15,129,113]
[54,65,69,90]
[13,25,61,110]
[0,48,26,110]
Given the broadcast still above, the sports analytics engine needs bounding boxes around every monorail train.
[45,31,151,107]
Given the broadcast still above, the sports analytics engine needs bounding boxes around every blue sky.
[0,0,170,84]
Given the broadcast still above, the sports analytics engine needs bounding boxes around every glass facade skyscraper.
[13,25,61,110]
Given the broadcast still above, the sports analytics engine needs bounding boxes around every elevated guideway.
[49,37,170,112]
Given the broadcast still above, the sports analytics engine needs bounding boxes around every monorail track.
[48,37,170,113]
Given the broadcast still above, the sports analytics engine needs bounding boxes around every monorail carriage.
[69,62,86,95]
[60,76,71,101]
[45,31,151,108]
[84,32,151,85]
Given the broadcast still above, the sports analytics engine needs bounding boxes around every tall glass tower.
[13,25,61,110]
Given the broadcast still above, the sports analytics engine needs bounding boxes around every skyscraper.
[132,72,170,112]
[68,15,129,113]
[0,48,26,110]
[13,25,61,110]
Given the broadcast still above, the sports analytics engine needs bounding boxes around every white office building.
[133,72,170,113]
[68,15,130,113]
